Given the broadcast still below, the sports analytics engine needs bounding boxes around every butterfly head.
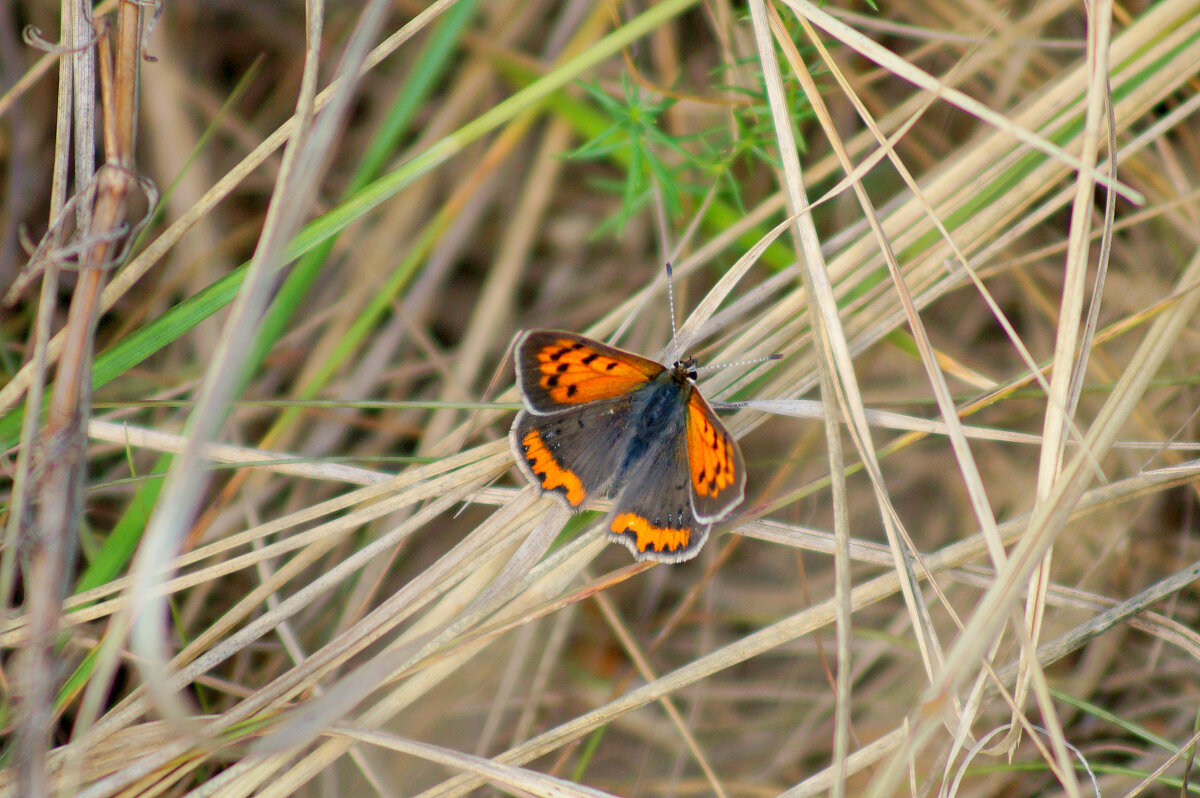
[670,355,699,383]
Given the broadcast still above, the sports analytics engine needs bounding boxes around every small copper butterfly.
[509,329,746,563]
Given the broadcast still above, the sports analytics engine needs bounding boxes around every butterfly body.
[510,330,745,563]
[613,363,691,474]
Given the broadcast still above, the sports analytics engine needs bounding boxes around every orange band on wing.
[610,513,691,554]
[533,339,658,404]
[521,430,586,506]
[687,395,738,498]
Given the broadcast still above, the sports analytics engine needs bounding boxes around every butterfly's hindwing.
[605,412,709,563]
[605,385,709,562]
[510,395,637,509]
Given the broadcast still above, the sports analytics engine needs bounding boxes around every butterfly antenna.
[665,261,679,342]
[694,353,783,373]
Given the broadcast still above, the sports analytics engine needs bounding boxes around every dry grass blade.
[876,246,1200,793]
[333,727,624,797]
[747,6,864,796]
[1004,0,1115,780]
[123,0,392,742]
[754,5,956,793]
[8,4,142,795]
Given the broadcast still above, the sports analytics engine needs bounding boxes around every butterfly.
[509,329,746,563]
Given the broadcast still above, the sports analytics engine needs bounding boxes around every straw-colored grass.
[3,0,1200,795]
